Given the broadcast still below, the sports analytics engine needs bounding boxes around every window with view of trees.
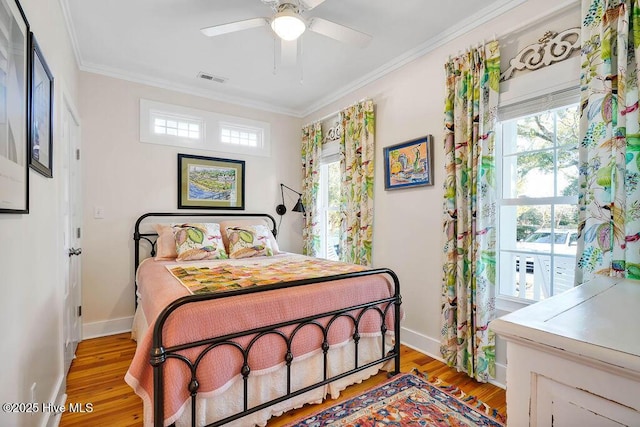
[315,135,342,261]
[498,102,579,302]
[319,160,341,260]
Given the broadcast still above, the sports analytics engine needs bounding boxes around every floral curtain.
[578,0,640,282]
[301,122,322,257]
[440,41,500,382]
[340,100,375,266]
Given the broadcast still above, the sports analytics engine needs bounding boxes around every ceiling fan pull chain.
[273,37,277,75]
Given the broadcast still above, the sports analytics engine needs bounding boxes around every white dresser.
[490,276,640,426]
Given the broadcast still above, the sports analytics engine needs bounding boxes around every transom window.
[497,101,580,303]
[153,115,201,140]
[139,99,271,157]
[220,123,262,147]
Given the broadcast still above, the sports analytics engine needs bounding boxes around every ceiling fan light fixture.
[271,9,306,41]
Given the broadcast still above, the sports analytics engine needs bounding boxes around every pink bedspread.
[125,254,397,425]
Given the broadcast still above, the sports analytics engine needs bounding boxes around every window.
[220,123,262,148]
[140,99,271,157]
[317,140,341,260]
[497,99,579,303]
[153,114,202,140]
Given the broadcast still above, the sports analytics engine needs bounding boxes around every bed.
[125,212,402,427]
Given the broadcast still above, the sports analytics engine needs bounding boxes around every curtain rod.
[303,97,371,128]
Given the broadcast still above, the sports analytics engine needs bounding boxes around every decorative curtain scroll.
[301,122,322,257]
[340,100,375,266]
[440,41,500,382]
[577,0,640,282]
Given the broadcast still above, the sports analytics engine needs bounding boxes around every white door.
[62,98,82,373]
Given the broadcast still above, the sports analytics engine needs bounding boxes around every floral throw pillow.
[173,223,228,261]
[225,225,274,259]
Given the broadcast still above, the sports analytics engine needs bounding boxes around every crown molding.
[299,0,528,117]
[59,0,301,117]
[495,0,579,41]
[78,61,302,117]
[58,0,83,69]
[59,0,534,119]
[302,0,579,118]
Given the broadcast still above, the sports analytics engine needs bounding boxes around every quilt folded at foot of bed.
[125,253,398,426]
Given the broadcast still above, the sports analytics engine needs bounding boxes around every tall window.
[318,161,340,260]
[317,140,340,260]
[497,99,579,303]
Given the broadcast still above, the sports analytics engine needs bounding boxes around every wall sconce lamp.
[276,183,305,215]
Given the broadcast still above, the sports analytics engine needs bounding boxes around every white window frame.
[140,102,206,149]
[140,99,271,157]
[495,57,580,312]
[152,113,203,141]
[496,100,579,305]
[219,122,263,149]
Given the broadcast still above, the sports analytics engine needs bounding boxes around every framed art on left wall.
[29,34,54,178]
[0,0,29,213]
[178,153,245,210]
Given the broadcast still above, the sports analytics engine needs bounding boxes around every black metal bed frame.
[133,212,402,427]
[134,212,281,303]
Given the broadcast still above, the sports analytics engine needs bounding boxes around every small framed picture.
[178,153,245,210]
[383,135,433,190]
[29,33,54,178]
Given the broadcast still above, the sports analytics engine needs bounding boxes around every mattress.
[126,253,397,426]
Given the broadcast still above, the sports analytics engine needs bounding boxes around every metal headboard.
[133,211,278,307]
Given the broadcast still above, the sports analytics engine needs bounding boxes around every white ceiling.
[61,0,523,117]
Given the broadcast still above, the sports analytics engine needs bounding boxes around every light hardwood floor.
[60,333,506,426]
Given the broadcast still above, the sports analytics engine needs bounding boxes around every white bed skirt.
[130,306,394,427]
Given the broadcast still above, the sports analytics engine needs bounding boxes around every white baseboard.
[400,326,506,388]
[43,374,65,427]
[492,362,506,389]
[400,326,442,359]
[82,316,133,339]
[45,392,66,427]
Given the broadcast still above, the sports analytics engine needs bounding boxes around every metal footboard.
[150,269,401,427]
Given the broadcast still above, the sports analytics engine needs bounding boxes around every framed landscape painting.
[0,0,29,213]
[383,135,433,190]
[178,154,245,210]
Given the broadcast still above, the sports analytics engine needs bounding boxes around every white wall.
[77,0,581,386]
[0,1,582,421]
[79,72,303,336]
[0,0,80,425]
[303,0,580,385]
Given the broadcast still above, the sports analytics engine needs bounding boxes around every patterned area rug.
[283,370,505,426]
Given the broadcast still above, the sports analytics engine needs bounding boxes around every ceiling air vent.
[197,72,227,84]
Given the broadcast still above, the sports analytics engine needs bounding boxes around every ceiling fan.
[200,0,372,60]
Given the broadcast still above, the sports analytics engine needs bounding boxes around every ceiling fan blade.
[201,18,268,37]
[308,17,372,48]
[300,0,327,10]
